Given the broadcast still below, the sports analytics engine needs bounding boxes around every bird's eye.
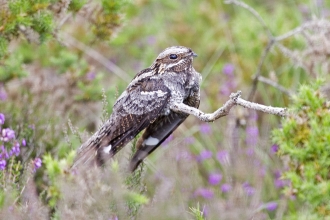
[169,54,178,59]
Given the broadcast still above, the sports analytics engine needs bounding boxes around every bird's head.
[154,46,197,73]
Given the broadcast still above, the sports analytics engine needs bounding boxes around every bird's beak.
[191,52,198,57]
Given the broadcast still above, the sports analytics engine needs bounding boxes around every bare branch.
[60,33,131,82]
[224,0,273,39]
[247,40,275,101]
[171,91,287,122]
[257,76,293,96]
[275,19,330,41]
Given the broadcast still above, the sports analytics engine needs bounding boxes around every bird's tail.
[71,140,99,170]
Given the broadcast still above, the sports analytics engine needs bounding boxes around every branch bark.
[171,91,287,122]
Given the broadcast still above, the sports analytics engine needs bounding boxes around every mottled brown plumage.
[72,46,201,171]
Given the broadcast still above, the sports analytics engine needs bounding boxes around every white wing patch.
[141,90,167,97]
[103,144,112,154]
[143,136,159,146]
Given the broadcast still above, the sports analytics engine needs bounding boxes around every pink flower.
[217,150,229,164]
[0,113,5,124]
[9,142,20,156]
[245,126,259,147]
[270,144,279,154]
[194,188,214,199]
[1,128,15,142]
[221,183,232,193]
[243,182,255,196]
[33,158,42,172]
[22,139,26,146]
[86,72,96,81]
[223,63,235,76]
[196,150,212,162]
[0,159,6,170]
[200,123,212,135]
[265,202,278,211]
[208,173,222,185]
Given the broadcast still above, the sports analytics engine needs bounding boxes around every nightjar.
[72,46,201,171]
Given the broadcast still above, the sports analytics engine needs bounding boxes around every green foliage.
[4,0,54,39]
[0,51,28,81]
[0,0,330,219]
[0,37,9,58]
[272,81,330,217]
[43,153,74,208]
[92,0,126,40]
[68,0,87,13]
[124,191,149,205]
[189,203,206,220]
[49,50,80,73]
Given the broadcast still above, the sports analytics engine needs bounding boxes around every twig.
[170,91,287,122]
[247,40,275,101]
[61,33,131,82]
[224,0,273,39]
[274,19,330,41]
[224,0,276,101]
[257,76,293,96]
[225,1,328,101]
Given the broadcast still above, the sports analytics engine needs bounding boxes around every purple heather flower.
[0,113,5,124]
[201,205,208,218]
[208,173,222,185]
[274,179,288,188]
[28,124,35,130]
[274,170,281,179]
[196,150,212,162]
[273,171,289,188]
[259,166,266,177]
[184,137,195,145]
[246,147,254,156]
[270,144,279,154]
[70,168,78,176]
[0,159,6,170]
[243,182,255,196]
[223,63,235,77]
[163,134,173,146]
[220,81,237,96]
[245,126,259,147]
[221,183,232,193]
[1,128,15,142]
[252,159,266,176]
[265,202,278,211]
[146,35,156,45]
[216,150,229,164]
[194,188,214,199]
[1,145,9,159]
[220,64,236,96]
[86,71,96,81]
[10,142,20,156]
[249,111,258,121]
[33,158,42,172]
[0,87,7,101]
[108,216,118,220]
[220,85,231,96]
[22,139,26,146]
[200,123,212,135]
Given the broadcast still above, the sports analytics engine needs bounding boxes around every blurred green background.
[0,0,330,219]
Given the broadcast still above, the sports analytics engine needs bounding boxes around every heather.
[1,0,330,219]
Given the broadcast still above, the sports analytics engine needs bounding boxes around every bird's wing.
[72,77,171,168]
[129,89,200,171]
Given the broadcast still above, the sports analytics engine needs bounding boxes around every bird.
[72,46,201,172]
